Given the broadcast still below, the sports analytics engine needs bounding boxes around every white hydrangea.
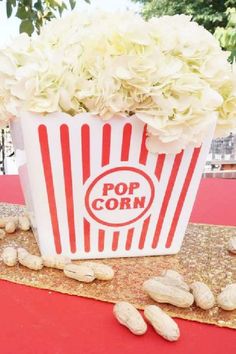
[0,10,235,153]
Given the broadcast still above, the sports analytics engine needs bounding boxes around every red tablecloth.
[0,176,235,354]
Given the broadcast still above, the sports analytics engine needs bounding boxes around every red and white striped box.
[11,112,215,259]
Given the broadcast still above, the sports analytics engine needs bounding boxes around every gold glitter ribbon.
[0,203,235,329]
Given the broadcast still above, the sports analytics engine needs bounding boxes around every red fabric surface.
[0,175,235,354]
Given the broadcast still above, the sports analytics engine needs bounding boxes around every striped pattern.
[38,125,62,254]
[35,115,211,259]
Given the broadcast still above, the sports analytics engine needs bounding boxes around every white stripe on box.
[69,120,86,255]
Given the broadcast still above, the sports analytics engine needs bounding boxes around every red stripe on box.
[60,124,76,253]
[112,231,119,251]
[98,229,105,252]
[155,154,166,180]
[38,125,62,254]
[102,124,111,166]
[152,151,184,249]
[139,125,148,165]
[121,123,132,161]
[165,147,201,248]
[81,124,90,183]
[138,216,151,249]
[83,218,90,252]
[125,228,134,251]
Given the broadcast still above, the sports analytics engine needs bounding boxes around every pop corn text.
[91,182,146,211]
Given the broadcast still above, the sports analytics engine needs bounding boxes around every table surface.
[0,175,235,354]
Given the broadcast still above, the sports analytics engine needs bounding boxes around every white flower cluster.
[0,11,235,153]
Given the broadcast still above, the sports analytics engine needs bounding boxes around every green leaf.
[6,0,13,18]
[84,0,90,3]
[228,11,236,27]
[34,0,43,11]
[16,6,29,20]
[229,49,236,63]
[69,0,76,9]
[19,19,34,35]
[58,2,67,16]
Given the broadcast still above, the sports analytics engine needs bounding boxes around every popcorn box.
[11,112,215,259]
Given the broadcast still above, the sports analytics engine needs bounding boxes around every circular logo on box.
[85,167,155,227]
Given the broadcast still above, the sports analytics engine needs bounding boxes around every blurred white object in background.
[4,156,18,174]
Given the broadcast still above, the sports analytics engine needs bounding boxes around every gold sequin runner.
[0,203,235,329]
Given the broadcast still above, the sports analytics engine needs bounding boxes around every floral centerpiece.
[0,11,235,152]
[0,11,235,259]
